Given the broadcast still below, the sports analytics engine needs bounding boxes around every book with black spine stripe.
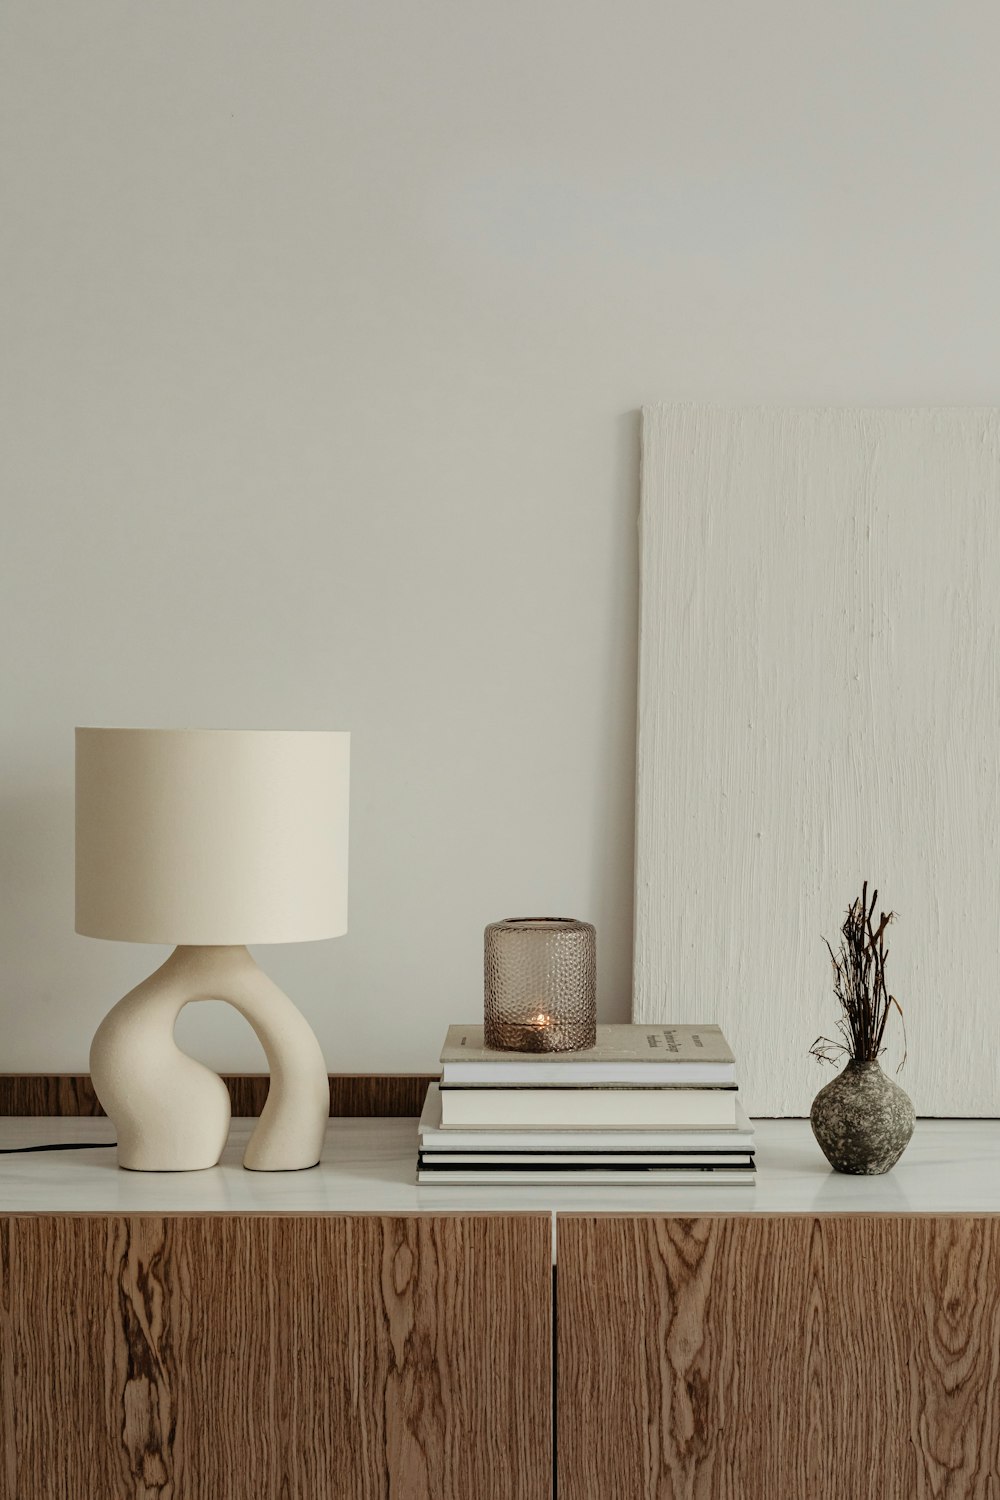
[416,1163,756,1185]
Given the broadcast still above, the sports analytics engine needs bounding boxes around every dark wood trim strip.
[0,1074,437,1119]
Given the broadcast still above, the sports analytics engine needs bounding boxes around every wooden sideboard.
[3,1113,1000,1499]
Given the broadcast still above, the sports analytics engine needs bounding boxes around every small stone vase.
[810,1059,914,1175]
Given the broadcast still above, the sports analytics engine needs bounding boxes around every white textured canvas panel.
[634,406,1000,1116]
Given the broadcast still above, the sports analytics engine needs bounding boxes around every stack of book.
[417,1023,755,1185]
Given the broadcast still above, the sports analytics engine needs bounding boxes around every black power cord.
[0,1142,117,1155]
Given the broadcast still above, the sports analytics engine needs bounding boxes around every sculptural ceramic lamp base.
[89,945,330,1172]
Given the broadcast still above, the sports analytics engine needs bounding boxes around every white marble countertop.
[2,1118,1000,1237]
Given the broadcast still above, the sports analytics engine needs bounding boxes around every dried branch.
[810,882,905,1070]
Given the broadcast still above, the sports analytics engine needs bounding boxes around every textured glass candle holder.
[484,917,597,1052]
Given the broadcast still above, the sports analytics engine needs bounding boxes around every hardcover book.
[416,1163,756,1185]
[440,1023,736,1086]
[436,1083,738,1130]
[420,1151,754,1167]
[419,1083,755,1151]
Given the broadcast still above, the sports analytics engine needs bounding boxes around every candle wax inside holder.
[489,1013,589,1053]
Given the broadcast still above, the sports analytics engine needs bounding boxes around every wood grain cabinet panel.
[557,1215,1000,1500]
[0,1214,551,1500]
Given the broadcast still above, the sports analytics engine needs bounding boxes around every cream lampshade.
[76,728,350,1173]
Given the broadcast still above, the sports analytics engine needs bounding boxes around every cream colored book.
[419,1083,754,1149]
[437,1083,739,1130]
[440,1023,736,1086]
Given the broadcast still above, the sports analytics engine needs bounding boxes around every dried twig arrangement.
[810,882,906,1069]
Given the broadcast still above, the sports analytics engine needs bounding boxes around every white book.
[437,1083,739,1129]
[440,1023,736,1086]
[417,1164,756,1186]
[419,1084,754,1148]
[419,1151,754,1167]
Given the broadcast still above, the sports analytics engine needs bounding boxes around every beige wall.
[3,3,999,1072]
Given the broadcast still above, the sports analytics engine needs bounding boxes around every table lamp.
[76,728,349,1172]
